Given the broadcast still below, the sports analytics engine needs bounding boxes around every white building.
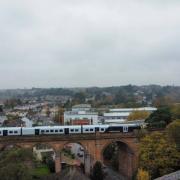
[64,111,98,125]
[64,104,98,125]
[0,114,7,126]
[103,107,157,124]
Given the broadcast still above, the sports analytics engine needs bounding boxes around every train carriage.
[0,123,142,136]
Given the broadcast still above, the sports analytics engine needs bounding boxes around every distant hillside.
[0,85,180,107]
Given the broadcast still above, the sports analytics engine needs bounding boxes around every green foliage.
[4,98,22,109]
[139,132,180,179]
[0,148,54,180]
[32,165,50,177]
[62,148,75,159]
[0,148,33,163]
[91,161,104,180]
[170,104,180,120]
[133,129,148,140]
[73,92,86,104]
[166,120,180,150]
[0,163,32,180]
[0,148,34,180]
[145,107,172,128]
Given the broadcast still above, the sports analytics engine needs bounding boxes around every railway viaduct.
[0,132,139,179]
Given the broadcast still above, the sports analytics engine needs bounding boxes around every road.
[104,167,126,180]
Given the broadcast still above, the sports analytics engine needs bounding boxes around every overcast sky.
[0,0,180,89]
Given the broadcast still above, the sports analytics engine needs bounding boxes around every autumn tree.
[166,120,180,150]
[153,96,173,107]
[54,107,64,124]
[128,111,150,121]
[170,104,180,120]
[136,168,150,180]
[139,132,180,179]
[46,107,51,117]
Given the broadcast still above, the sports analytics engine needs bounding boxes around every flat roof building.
[103,107,157,124]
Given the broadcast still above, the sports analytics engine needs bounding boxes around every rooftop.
[110,107,157,112]
[72,104,91,109]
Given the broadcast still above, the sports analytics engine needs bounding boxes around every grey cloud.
[0,0,180,88]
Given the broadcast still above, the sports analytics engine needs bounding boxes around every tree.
[73,92,86,104]
[128,111,150,121]
[0,163,32,180]
[4,98,22,109]
[0,148,33,180]
[139,132,180,179]
[166,120,180,150]
[170,104,180,120]
[153,96,173,107]
[46,158,55,173]
[54,107,64,124]
[145,107,172,128]
[91,161,104,180]
[136,168,150,180]
[46,107,51,117]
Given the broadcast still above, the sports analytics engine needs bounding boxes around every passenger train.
[0,124,141,137]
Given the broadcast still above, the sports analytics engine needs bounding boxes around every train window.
[90,129,94,131]
[55,130,58,133]
[101,128,104,131]
[59,129,63,132]
[9,131,13,134]
[46,130,49,133]
[0,131,1,134]
[50,130,54,133]
[85,129,89,131]
[75,129,79,132]
[41,130,45,133]
[14,131,18,134]
[70,129,74,132]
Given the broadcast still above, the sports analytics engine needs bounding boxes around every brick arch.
[101,139,134,156]
[59,141,94,174]
[101,139,138,179]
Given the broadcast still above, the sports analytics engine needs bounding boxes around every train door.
[95,127,99,133]
[123,126,128,133]
[65,128,69,135]
[35,129,40,135]
[3,130,8,136]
